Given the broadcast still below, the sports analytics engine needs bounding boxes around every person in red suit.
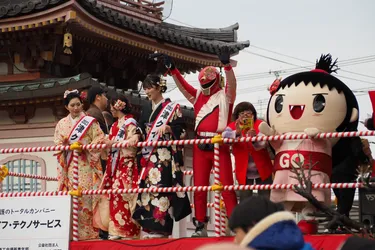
[159,48,237,237]
[223,102,274,202]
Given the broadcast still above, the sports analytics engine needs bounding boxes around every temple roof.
[0,73,97,101]
[0,72,195,124]
[0,0,249,55]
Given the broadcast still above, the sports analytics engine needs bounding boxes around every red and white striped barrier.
[213,142,223,237]
[0,130,374,241]
[0,183,369,198]
[0,191,69,197]
[71,151,79,241]
[223,183,365,191]
[7,171,58,181]
[1,130,374,155]
[0,145,70,154]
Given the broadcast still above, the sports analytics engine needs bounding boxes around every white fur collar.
[239,211,296,247]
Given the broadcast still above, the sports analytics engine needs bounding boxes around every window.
[0,155,46,192]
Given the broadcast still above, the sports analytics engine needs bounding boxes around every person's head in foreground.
[229,196,313,250]
[338,236,375,250]
[196,242,253,250]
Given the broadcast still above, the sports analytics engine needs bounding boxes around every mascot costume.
[157,48,237,237]
[260,54,360,234]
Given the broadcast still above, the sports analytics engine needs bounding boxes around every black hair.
[64,92,82,106]
[228,196,284,233]
[142,74,167,93]
[232,102,258,121]
[110,94,131,114]
[87,86,105,105]
[266,54,359,132]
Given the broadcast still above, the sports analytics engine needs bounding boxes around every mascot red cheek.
[259,54,359,234]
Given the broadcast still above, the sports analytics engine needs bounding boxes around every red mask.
[198,66,220,95]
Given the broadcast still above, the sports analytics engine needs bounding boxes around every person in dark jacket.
[86,86,109,135]
[338,236,375,250]
[331,137,371,231]
[229,196,313,250]
[86,85,109,240]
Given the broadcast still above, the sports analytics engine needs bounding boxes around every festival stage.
[70,234,351,250]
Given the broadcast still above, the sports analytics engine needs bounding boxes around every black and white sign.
[0,196,71,250]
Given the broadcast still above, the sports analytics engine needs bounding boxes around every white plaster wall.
[0,111,15,125]
[13,63,27,74]
[28,108,56,124]
[0,62,8,75]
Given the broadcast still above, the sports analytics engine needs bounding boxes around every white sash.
[110,118,137,175]
[66,116,96,166]
[195,90,228,132]
[141,102,179,161]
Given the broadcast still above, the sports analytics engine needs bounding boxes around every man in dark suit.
[86,85,109,240]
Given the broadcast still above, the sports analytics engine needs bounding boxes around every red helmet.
[198,66,220,95]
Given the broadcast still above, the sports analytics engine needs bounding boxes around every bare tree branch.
[290,155,369,235]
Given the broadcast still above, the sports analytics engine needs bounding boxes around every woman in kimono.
[98,95,141,240]
[54,89,105,240]
[132,74,191,239]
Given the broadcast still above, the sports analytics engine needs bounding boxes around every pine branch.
[291,156,365,233]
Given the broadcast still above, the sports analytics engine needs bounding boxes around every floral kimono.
[98,115,141,238]
[54,113,104,240]
[132,98,191,235]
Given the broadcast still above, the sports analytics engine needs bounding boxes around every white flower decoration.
[115,212,122,221]
[119,219,125,226]
[150,154,158,163]
[112,179,120,189]
[158,197,170,212]
[157,148,171,161]
[151,198,159,207]
[148,168,161,185]
[141,193,150,206]
[175,183,186,198]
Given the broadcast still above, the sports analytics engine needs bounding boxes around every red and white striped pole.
[213,141,222,237]
[220,199,227,236]
[71,150,79,241]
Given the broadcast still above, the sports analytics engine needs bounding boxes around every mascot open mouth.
[289,105,305,120]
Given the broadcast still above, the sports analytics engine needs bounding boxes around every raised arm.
[170,68,198,104]
[163,54,197,104]
[224,65,236,104]
[218,46,236,104]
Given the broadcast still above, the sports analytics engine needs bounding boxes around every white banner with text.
[0,195,71,250]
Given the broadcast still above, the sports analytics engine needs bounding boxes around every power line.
[249,45,375,79]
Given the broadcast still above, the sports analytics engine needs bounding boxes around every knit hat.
[340,236,375,250]
[228,196,284,232]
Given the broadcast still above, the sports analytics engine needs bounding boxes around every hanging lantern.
[63,32,73,54]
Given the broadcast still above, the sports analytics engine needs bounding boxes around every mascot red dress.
[161,50,237,237]
[260,54,360,234]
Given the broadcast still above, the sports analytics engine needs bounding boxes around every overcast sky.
[162,0,375,144]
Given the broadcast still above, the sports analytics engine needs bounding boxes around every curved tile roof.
[0,0,250,55]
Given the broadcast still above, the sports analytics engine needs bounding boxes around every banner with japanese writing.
[0,196,71,250]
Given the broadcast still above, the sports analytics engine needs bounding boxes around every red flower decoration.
[153,206,167,221]
[268,78,281,95]
[80,91,87,101]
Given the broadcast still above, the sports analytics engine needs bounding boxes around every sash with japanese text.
[66,116,96,166]
[141,102,179,161]
[110,118,137,175]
